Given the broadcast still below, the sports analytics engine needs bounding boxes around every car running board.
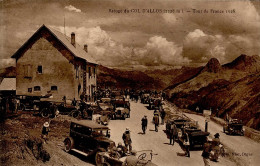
[71,149,91,157]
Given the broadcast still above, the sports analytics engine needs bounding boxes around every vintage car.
[148,98,161,110]
[98,98,114,111]
[165,116,190,132]
[141,93,150,104]
[39,98,77,118]
[18,95,41,112]
[178,122,210,149]
[223,119,244,136]
[112,100,130,119]
[64,121,116,165]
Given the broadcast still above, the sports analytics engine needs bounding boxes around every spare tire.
[64,137,74,152]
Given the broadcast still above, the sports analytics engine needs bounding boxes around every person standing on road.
[160,109,166,125]
[202,137,212,166]
[141,115,148,134]
[183,133,190,157]
[42,122,50,143]
[122,127,132,152]
[169,123,177,145]
[153,113,159,132]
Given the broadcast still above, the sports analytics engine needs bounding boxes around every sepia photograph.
[0,0,259,165]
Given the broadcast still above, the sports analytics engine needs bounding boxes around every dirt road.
[108,101,236,166]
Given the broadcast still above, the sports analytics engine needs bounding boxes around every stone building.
[11,24,97,101]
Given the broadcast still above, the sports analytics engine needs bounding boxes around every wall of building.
[16,37,76,101]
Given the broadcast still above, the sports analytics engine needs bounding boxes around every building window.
[28,88,32,93]
[34,86,41,91]
[51,86,58,91]
[89,67,91,78]
[24,65,32,78]
[37,65,42,74]
[76,66,79,78]
[93,68,96,78]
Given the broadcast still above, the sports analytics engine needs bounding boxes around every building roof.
[11,24,97,65]
[0,78,16,91]
[71,120,109,130]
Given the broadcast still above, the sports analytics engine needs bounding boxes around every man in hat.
[42,122,50,143]
[153,113,159,132]
[141,115,148,134]
[212,133,220,148]
[122,127,132,152]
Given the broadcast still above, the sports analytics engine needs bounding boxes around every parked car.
[223,119,244,136]
[178,122,210,149]
[141,93,150,104]
[18,95,41,111]
[148,98,161,110]
[112,100,130,119]
[64,120,116,165]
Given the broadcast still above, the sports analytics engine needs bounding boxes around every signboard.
[203,109,212,116]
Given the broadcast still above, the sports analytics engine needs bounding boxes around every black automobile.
[64,120,116,164]
[223,119,244,136]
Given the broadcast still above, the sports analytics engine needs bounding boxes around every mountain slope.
[166,54,260,130]
[97,65,163,90]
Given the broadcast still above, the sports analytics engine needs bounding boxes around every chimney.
[84,44,88,53]
[71,32,75,47]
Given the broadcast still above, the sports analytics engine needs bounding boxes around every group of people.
[202,133,221,166]
[140,109,166,134]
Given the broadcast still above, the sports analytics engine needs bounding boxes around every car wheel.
[72,111,80,118]
[41,108,50,118]
[64,137,74,152]
[95,152,103,166]
[122,114,126,120]
[20,104,25,111]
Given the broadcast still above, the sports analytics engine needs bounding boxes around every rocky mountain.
[0,66,16,78]
[165,54,260,130]
[97,65,164,90]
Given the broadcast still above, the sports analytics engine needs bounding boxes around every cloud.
[0,58,15,69]
[52,26,190,68]
[137,36,190,66]
[65,5,81,13]
[182,29,260,64]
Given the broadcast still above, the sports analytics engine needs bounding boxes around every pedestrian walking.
[153,113,159,132]
[160,109,166,125]
[42,122,50,143]
[202,137,212,166]
[122,127,132,152]
[141,115,148,134]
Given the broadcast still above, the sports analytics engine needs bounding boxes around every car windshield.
[115,103,126,108]
[92,129,109,137]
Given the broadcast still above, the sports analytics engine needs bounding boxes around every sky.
[0,0,260,70]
